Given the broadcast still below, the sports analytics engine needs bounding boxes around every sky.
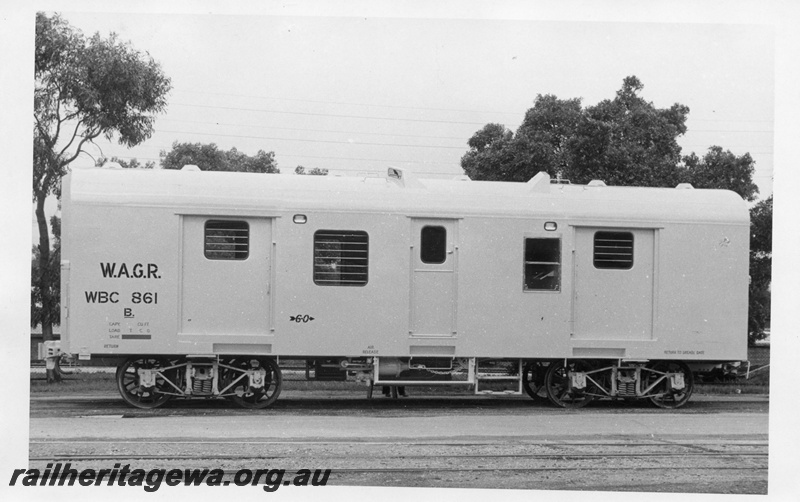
[49,10,774,195]
[3,1,800,501]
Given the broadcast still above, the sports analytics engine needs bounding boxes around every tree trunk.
[35,194,62,383]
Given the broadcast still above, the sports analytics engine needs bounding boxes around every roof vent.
[386,166,423,188]
[181,164,201,172]
[527,171,551,193]
[675,183,694,189]
[104,161,123,169]
[387,167,404,181]
[588,179,607,187]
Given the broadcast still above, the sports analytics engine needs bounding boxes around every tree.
[96,156,156,169]
[460,123,516,181]
[34,12,171,381]
[159,142,226,170]
[569,76,689,187]
[462,76,691,188]
[160,142,279,173]
[295,165,329,176]
[748,196,772,344]
[514,95,582,179]
[680,146,759,202]
[31,215,61,334]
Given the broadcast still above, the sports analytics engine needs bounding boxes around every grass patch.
[30,371,117,394]
[695,365,769,394]
[695,384,769,395]
[695,375,769,395]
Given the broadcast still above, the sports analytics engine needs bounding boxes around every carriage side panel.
[63,200,181,358]
[271,210,412,358]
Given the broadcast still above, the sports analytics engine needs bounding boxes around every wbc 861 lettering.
[85,291,158,304]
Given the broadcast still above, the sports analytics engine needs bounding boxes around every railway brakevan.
[56,165,750,409]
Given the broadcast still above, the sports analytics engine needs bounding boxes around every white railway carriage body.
[60,166,749,409]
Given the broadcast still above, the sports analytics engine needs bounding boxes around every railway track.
[28,399,769,493]
[29,453,769,462]
[29,439,768,469]
[25,450,768,492]
[27,440,768,493]
[30,439,769,462]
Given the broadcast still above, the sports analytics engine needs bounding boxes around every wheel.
[522,362,548,401]
[116,356,176,409]
[644,360,694,409]
[225,357,282,409]
[544,360,595,408]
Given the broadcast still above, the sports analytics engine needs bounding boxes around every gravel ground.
[28,392,768,494]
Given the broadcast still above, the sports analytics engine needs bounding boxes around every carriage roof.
[66,166,749,226]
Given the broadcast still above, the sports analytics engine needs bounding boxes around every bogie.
[115,356,283,409]
[531,359,696,408]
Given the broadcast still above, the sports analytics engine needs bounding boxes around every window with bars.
[593,231,634,269]
[524,238,561,291]
[204,220,249,260]
[314,230,369,286]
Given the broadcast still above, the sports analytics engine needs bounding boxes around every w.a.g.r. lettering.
[100,262,161,279]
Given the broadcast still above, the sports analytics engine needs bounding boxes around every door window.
[420,226,447,264]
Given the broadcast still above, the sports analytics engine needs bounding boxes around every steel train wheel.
[116,356,175,409]
[226,357,282,409]
[544,360,595,408]
[645,360,694,409]
[522,362,548,401]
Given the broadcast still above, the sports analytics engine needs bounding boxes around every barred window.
[524,238,561,291]
[314,230,369,286]
[205,220,249,260]
[594,231,634,269]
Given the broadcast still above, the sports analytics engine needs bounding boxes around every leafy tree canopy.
[295,165,329,176]
[30,216,61,329]
[96,156,156,169]
[682,147,759,202]
[748,196,772,343]
[160,142,279,173]
[35,12,171,199]
[461,76,758,201]
[750,195,773,256]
